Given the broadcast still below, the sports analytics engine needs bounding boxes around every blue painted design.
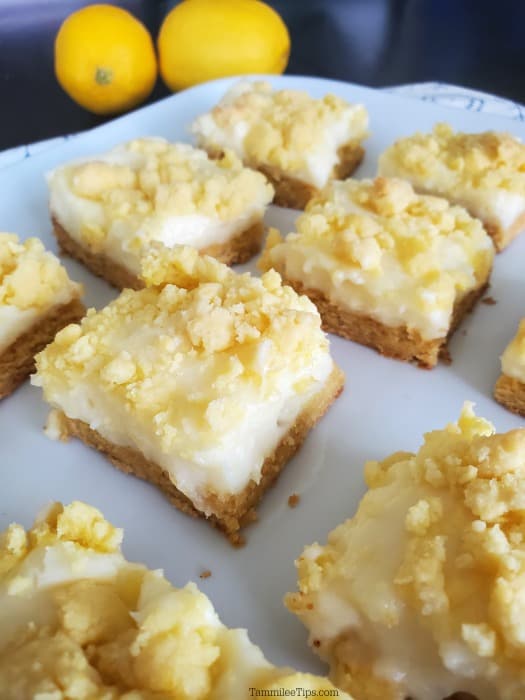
[387,82,525,122]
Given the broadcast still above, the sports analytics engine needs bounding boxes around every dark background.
[2,0,525,150]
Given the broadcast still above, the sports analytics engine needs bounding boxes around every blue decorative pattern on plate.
[387,81,525,121]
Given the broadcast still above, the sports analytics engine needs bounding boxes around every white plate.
[1,75,524,675]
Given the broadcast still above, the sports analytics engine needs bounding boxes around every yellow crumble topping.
[0,233,81,310]
[269,177,492,277]
[34,246,329,452]
[260,178,493,319]
[380,122,525,193]
[193,81,368,174]
[0,502,122,578]
[286,404,525,697]
[0,502,350,699]
[56,138,273,251]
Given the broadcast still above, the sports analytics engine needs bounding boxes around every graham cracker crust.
[494,373,525,417]
[52,365,344,544]
[206,142,365,210]
[279,277,488,368]
[201,220,264,264]
[0,297,85,400]
[51,216,265,291]
[53,218,142,290]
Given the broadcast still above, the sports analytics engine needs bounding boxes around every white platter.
[1,75,524,675]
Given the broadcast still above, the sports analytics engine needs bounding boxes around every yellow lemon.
[158,0,290,91]
[55,4,157,115]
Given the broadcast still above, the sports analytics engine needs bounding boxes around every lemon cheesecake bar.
[379,123,525,251]
[494,319,525,417]
[192,80,369,210]
[33,247,344,543]
[0,233,84,399]
[260,177,494,368]
[0,500,351,699]
[48,138,274,289]
[286,404,525,700]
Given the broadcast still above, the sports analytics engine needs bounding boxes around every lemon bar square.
[192,80,369,210]
[48,138,274,289]
[379,123,525,251]
[494,319,525,417]
[33,247,344,543]
[0,233,84,399]
[286,404,525,700]
[0,500,351,699]
[260,177,494,368]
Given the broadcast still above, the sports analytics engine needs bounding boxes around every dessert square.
[260,177,494,368]
[0,500,350,699]
[192,80,369,210]
[33,247,344,543]
[378,123,525,251]
[0,233,84,399]
[286,403,525,700]
[494,319,525,417]
[47,138,274,289]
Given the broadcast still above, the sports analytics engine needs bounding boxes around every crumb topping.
[286,404,525,696]
[288,494,301,509]
[0,502,122,582]
[34,246,330,453]
[260,178,493,333]
[192,81,368,177]
[0,233,80,310]
[296,178,491,278]
[55,138,273,251]
[0,502,349,699]
[380,123,525,193]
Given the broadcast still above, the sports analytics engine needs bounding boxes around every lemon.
[55,4,158,115]
[158,0,290,91]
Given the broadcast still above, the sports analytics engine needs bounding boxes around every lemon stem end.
[95,67,113,86]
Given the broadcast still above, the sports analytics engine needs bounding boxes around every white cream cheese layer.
[262,178,493,341]
[0,233,81,353]
[39,352,333,514]
[34,252,335,516]
[194,109,361,189]
[0,541,127,654]
[293,492,498,699]
[47,139,271,275]
[192,81,369,189]
[380,155,525,234]
[1,501,350,700]
[294,490,523,700]
[0,306,41,353]
[269,242,465,341]
[287,406,525,700]
[49,171,263,275]
[0,285,78,354]
[501,320,525,383]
